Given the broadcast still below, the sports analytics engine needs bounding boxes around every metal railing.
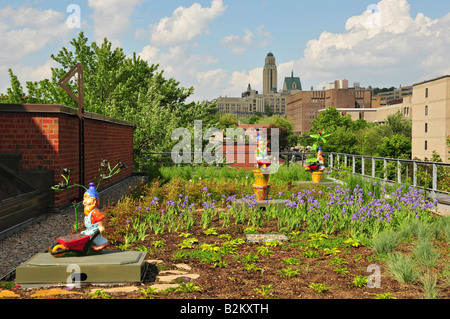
[326,152,450,198]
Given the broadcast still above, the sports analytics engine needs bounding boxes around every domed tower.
[263,52,277,95]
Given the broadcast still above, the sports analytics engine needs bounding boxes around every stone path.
[0,258,200,298]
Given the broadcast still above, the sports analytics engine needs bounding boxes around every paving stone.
[146,259,163,265]
[246,234,289,243]
[157,273,200,283]
[30,288,82,297]
[0,290,20,298]
[175,263,192,271]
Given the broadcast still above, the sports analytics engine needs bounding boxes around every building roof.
[413,75,450,87]
[284,72,302,91]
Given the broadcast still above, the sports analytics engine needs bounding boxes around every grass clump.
[386,253,418,284]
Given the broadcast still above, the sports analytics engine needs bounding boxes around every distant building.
[372,86,413,108]
[216,53,301,117]
[286,80,373,135]
[411,75,450,163]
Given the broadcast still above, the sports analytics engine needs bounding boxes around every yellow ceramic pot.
[311,171,323,183]
[253,184,270,201]
[253,169,270,186]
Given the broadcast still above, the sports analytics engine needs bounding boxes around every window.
[425,123,428,133]
[425,105,428,115]
[425,88,428,98]
[425,140,428,150]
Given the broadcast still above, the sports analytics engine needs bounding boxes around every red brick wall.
[0,106,134,208]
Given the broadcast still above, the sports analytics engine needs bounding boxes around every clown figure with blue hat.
[81,182,109,251]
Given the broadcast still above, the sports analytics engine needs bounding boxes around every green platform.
[15,250,147,288]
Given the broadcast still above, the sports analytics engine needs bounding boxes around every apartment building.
[286,80,373,134]
[411,75,450,162]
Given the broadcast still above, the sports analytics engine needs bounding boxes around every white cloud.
[221,25,272,54]
[88,0,143,45]
[290,0,450,87]
[150,0,226,46]
[0,5,71,63]
[0,5,74,94]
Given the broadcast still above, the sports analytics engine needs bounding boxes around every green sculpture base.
[15,250,147,288]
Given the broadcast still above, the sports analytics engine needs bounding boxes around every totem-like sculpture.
[252,130,271,200]
[305,129,330,183]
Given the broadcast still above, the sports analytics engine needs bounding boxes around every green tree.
[376,134,411,159]
[256,115,298,150]
[301,107,367,153]
[1,32,215,168]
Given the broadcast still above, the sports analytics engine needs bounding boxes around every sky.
[0,0,449,103]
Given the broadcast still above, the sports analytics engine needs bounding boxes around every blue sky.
[1,0,449,103]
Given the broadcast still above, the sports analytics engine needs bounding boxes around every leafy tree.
[301,107,366,153]
[1,32,215,168]
[376,134,411,159]
[248,114,262,124]
[256,115,298,150]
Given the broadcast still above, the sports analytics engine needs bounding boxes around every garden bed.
[2,166,450,299]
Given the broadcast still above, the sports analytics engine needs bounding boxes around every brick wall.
[0,104,134,209]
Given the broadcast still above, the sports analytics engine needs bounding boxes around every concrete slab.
[15,250,147,288]
[246,234,289,243]
[294,181,340,188]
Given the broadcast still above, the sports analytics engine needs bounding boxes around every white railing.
[326,152,450,198]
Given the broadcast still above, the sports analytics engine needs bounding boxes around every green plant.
[373,292,396,299]
[243,263,262,272]
[254,284,274,297]
[344,238,365,248]
[309,282,330,293]
[177,281,201,293]
[420,272,438,299]
[386,253,418,284]
[87,289,112,299]
[204,227,218,236]
[152,240,166,248]
[140,286,159,298]
[201,243,220,252]
[179,232,193,238]
[351,275,368,288]
[257,245,274,256]
[323,247,341,256]
[413,239,440,269]
[282,257,301,266]
[302,250,320,258]
[277,268,301,278]
[265,239,282,247]
[178,238,198,249]
[334,267,349,274]
[240,252,260,263]
[371,230,402,255]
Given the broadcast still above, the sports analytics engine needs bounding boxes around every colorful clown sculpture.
[305,129,330,183]
[50,160,123,257]
[81,183,109,251]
